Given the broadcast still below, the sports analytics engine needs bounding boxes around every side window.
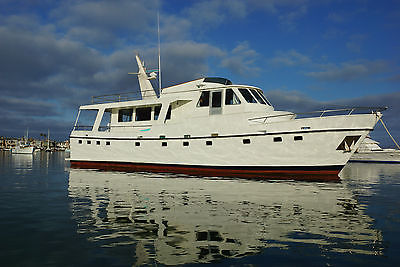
[225,89,241,105]
[165,105,172,121]
[211,91,222,107]
[250,89,267,105]
[197,91,210,107]
[118,108,133,122]
[239,89,257,103]
[135,107,152,121]
[154,105,162,120]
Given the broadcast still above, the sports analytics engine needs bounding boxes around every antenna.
[157,11,162,93]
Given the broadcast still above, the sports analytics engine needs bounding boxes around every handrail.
[248,106,387,123]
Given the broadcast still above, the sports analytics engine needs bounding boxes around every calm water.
[1,152,400,266]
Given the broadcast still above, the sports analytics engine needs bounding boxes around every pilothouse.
[69,54,385,181]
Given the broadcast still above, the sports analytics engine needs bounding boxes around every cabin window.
[225,89,241,105]
[96,141,100,145]
[294,136,303,141]
[183,141,189,146]
[106,141,110,146]
[98,109,112,131]
[211,91,222,108]
[206,141,213,146]
[154,105,162,120]
[165,105,172,121]
[243,139,251,144]
[258,91,272,106]
[274,137,282,142]
[239,89,257,103]
[250,89,267,105]
[197,91,210,107]
[136,107,152,121]
[118,108,133,122]
[74,109,98,131]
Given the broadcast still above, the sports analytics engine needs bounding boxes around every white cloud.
[306,60,390,82]
[220,42,260,76]
[270,49,310,66]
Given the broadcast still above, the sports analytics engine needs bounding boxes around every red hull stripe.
[69,161,342,181]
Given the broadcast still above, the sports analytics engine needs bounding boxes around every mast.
[157,11,162,93]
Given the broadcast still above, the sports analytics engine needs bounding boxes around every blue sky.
[0,0,399,146]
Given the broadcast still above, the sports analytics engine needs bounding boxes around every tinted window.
[165,105,172,121]
[197,91,210,107]
[118,108,133,122]
[239,89,257,103]
[225,89,241,105]
[250,89,266,105]
[135,107,152,121]
[154,105,162,120]
[258,91,272,106]
[211,91,222,107]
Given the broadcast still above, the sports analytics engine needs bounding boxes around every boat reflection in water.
[68,168,383,265]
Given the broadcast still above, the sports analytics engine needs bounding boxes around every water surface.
[1,151,399,266]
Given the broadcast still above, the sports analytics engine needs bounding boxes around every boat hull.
[70,160,342,181]
[349,151,400,164]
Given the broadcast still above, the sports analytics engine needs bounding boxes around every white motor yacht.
[69,54,385,180]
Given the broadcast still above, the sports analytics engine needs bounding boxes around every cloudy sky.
[1,0,399,146]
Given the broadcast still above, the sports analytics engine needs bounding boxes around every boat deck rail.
[249,106,387,123]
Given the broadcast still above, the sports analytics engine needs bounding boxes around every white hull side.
[70,113,378,169]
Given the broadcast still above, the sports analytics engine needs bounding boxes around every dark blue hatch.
[203,77,232,85]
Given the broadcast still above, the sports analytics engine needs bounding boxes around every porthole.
[162,142,167,147]
[135,142,140,147]
[106,141,110,146]
[273,137,282,142]
[243,139,251,144]
[183,141,189,146]
[87,140,91,145]
[294,136,303,141]
[206,141,212,146]
[96,141,100,145]
[78,140,82,144]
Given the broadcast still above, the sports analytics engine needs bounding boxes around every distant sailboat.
[46,129,51,152]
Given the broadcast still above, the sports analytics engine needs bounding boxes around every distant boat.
[350,136,400,163]
[46,129,51,152]
[12,129,34,154]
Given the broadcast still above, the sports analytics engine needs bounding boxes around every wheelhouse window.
[211,91,222,107]
[225,89,241,105]
[118,108,133,122]
[165,105,172,121]
[135,107,152,121]
[258,91,272,106]
[74,109,98,131]
[239,89,257,103]
[250,89,267,105]
[197,91,210,107]
[154,105,162,120]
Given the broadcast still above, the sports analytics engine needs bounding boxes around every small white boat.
[11,142,34,154]
[350,136,400,163]
[12,129,34,154]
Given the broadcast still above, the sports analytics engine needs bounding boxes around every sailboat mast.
[157,11,162,93]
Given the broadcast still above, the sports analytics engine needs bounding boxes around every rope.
[379,118,400,150]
